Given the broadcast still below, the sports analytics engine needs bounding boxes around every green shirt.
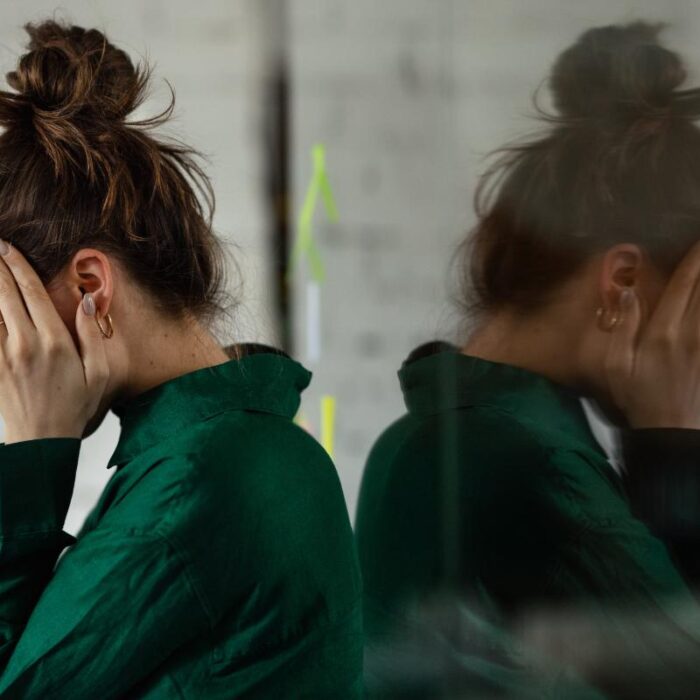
[355,342,700,697]
[0,347,362,698]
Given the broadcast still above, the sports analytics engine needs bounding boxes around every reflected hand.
[606,240,700,429]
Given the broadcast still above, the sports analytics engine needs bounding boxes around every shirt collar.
[107,348,311,468]
[399,341,606,457]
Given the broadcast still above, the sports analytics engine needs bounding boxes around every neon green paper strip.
[288,143,338,283]
[320,394,336,459]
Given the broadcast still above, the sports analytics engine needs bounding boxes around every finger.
[683,255,700,325]
[606,287,641,384]
[0,251,35,337]
[650,240,700,332]
[75,293,108,392]
[0,241,65,334]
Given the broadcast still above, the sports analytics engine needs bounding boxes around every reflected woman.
[0,20,362,698]
[356,21,700,697]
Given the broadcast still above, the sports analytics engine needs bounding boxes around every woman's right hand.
[606,240,700,429]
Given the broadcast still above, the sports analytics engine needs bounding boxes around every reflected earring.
[95,312,114,339]
[596,306,622,331]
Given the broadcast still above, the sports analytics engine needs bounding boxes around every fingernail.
[82,292,96,317]
[0,240,10,256]
[620,287,634,307]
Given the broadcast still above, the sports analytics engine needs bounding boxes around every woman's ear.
[598,244,644,308]
[68,248,114,315]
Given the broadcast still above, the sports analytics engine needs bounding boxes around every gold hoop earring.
[95,313,114,339]
[596,306,622,331]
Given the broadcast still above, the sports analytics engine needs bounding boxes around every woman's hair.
[463,21,700,316]
[0,20,227,320]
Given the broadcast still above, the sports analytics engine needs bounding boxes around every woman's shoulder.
[94,407,345,535]
[366,405,551,470]
[198,408,338,485]
[362,402,614,496]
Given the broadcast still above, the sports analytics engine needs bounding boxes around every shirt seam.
[161,668,186,699]
[209,591,362,671]
[542,445,632,592]
[153,526,216,629]
[90,521,214,631]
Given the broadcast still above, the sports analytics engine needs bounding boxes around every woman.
[0,20,362,698]
[355,21,700,697]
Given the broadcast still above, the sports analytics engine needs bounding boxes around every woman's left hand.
[0,241,109,444]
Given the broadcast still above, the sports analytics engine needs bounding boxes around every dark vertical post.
[261,0,292,351]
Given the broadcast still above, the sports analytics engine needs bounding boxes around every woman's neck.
[463,309,585,391]
[115,314,230,402]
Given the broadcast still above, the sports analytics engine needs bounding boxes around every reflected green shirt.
[355,343,698,695]
[0,348,362,698]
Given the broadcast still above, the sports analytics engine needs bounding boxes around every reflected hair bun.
[550,22,688,120]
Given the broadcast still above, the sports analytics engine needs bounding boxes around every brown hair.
[463,21,700,316]
[0,20,227,320]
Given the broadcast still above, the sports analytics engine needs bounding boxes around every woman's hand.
[606,240,700,429]
[0,241,109,444]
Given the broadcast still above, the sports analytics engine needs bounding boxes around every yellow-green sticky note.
[320,395,336,459]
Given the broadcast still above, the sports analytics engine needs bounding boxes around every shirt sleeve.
[507,445,700,698]
[476,437,692,609]
[0,438,79,670]
[0,438,211,698]
[620,428,700,586]
[555,446,690,594]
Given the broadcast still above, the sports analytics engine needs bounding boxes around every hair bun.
[550,22,686,120]
[5,20,141,121]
